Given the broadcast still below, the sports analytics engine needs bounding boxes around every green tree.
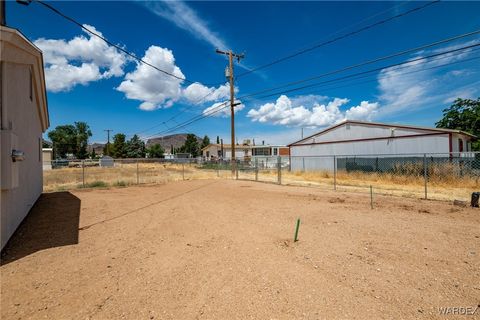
[147,144,164,158]
[180,134,200,157]
[436,98,480,150]
[75,122,92,159]
[126,134,146,158]
[170,144,174,154]
[47,122,92,159]
[111,133,127,158]
[216,136,220,144]
[48,124,77,159]
[201,135,210,149]
[91,148,97,159]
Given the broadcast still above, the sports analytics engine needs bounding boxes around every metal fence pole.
[255,158,258,181]
[136,159,139,184]
[277,156,282,185]
[182,162,185,180]
[235,160,239,180]
[333,155,337,190]
[302,157,305,172]
[423,153,427,200]
[82,160,85,188]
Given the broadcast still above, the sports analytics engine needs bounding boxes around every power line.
[236,0,440,78]
[26,0,222,86]
[277,54,480,98]
[132,27,479,139]
[237,29,480,100]
[253,43,480,100]
[125,83,228,138]
[138,28,480,140]
[148,43,479,136]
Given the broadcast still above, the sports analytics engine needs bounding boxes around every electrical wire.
[148,43,479,136]
[236,0,440,78]
[137,29,480,139]
[31,0,222,86]
[237,29,480,100]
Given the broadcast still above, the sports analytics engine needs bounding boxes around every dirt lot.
[1,180,479,319]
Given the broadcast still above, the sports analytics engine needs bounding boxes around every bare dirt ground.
[1,180,479,319]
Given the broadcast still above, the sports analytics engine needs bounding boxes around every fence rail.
[43,152,479,202]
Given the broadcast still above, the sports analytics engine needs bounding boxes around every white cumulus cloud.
[183,82,230,104]
[34,24,127,92]
[248,95,378,127]
[116,46,185,110]
[203,100,245,118]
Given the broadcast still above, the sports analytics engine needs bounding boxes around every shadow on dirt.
[1,192,80,266]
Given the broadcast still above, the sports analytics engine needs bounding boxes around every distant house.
[251,145,290,168]
[201,143,290,165]
[1,25,49,250]
[201,144,252,160]
[252,145,289,157]
[288,120,476,171]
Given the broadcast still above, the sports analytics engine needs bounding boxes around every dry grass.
[276,168,478,201]
[43,163,229,192]
[43,162,478,201]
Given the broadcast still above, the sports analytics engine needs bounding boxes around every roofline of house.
[288,120,476,146]
[0,25,49,131]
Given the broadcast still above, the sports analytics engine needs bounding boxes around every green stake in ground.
[294,218,301,242]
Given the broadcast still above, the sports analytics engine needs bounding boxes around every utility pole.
[1,0,6,26]
[215,49,244,174]
[104,129,112,156]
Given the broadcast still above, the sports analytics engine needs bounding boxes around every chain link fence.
[43,152,479,201]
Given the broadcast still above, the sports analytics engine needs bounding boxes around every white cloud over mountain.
[34,24,127,92]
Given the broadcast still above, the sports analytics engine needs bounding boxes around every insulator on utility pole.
[215,48,245,175]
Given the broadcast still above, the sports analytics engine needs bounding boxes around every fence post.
[423,153,427,200]
[235,160,239,180]
[277,156,282,185]
[255,158,258,181]
[333,155,337,190]
[82,160,85,188]
[136,159,139,184]
[302,157,305,172]
[182,162,185,180]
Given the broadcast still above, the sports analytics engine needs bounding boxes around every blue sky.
[7,0,480,144]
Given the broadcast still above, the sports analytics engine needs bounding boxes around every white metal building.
[288,120,476,171]
[202,144,251,160]
[1,25,49,250]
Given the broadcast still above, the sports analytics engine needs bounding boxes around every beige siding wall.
[1,61,43,250]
